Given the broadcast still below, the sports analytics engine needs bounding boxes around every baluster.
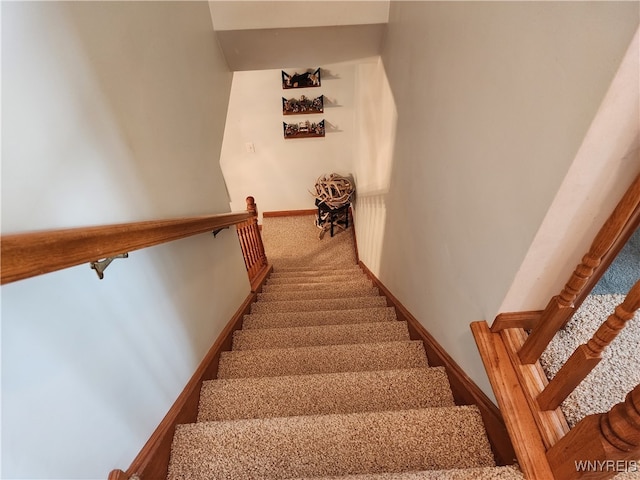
[237,222,252,271]
[246,220,259,272]
[254,219,268,267]
[538,280,640,410]
[519,173,640,364]
[547,384,640,480]
[245,196,266,279]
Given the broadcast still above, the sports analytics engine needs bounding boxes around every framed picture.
[282,68,321,89]
[283,119,325,139]
[282,95,324,115]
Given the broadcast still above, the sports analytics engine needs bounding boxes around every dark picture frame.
[283,119,325,139]
[282,68,321,89]
[282,95,324,115]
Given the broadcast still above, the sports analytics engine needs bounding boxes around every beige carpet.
[166,216,524,480]
[261,214,358,269]
[540,294,640,428]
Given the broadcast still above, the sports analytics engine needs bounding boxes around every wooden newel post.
[246,196,257,216]
[547,384,640,480]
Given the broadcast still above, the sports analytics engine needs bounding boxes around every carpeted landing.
[166,216,524,479]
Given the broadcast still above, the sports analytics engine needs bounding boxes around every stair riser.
[242,307,398,330]
[288,466,525,480]
[269,268,363,278]
[273,264,359,272]
[267,275,366,285]
[198,367,454,422]
[232,321,410,350]
[261,280,373,293]
[257,288,379,302]
[251,297,388,314]
[217,341,429,379]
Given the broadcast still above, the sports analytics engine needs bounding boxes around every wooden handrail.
[519,172,640,364]
[547,383,640,479]
[538,280,640,411]
[1,211,253,285]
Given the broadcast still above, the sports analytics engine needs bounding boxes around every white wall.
[499,27,640,313]
[1,3,248,479]
[353,1,639,398]
[352,57,397,275]
[209,0,389,31]
[220,63,358,215]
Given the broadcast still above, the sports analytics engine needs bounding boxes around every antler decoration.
[310,174,354,209]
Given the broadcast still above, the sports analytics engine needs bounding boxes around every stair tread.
[198,366,454,422]
[217,340,428,379]
[242,307,398,330]
[267,274,369,285]
[273,264,360,272]
[251,296,388,314]
[290,465,525,479]
[262,280,373,293]
[168,406,496,480]
[232,321,410,350]
[257,286,379,302]
[269,267,364,278]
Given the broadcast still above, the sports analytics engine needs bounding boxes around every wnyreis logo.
[575,460,639,473]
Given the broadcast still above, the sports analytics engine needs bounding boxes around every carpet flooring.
[592,227,640,295]
[166,215,524,480]
[540,294,640,428]
[539,235,639,479]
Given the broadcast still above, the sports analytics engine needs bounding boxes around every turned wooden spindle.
[236,196,268,285]
[538,280,640,411]
[547,384,640,480]
[246,196,267,268]
[519,173,640,365]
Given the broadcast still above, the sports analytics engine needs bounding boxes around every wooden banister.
[547,383,640,480]
[519,172,640,364]
[538,280,640,411]
[0,205,268,286]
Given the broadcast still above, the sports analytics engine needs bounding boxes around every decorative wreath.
[310,174,354,209]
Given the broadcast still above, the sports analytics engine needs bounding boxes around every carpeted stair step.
[257,286,379,302]
[242,307,398,330]
[217,340,428,379]
[232,321,410,350]
[262,279,373,293]
[198,367,454,422]
[290,465,526,480]
[267,274,368,285]
[167,406,496,480]
[273,264,360,272]
[269,266,364,278]
[251,296,388,314]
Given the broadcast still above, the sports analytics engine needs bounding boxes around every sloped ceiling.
[209,1,389,70]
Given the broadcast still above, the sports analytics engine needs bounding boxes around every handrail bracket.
[90,253,129,280]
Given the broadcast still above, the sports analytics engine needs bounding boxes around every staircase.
[166,261,524,479]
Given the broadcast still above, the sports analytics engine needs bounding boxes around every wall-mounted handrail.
[1,211,253,285]
[519,172,640,364]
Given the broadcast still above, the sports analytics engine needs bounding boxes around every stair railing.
[1,196,269,289]
[518,172,640,365]
[472,171,640,480]
[547,383,640,480]
[537,280,640,411]
[236,196,269,291]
